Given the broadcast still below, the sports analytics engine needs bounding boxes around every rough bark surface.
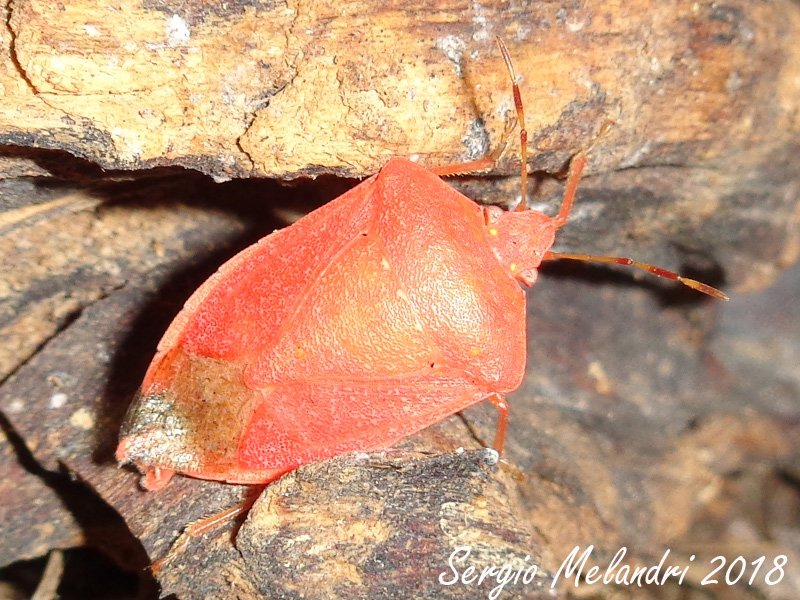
[1,1,799,600]
[0,0,798,180]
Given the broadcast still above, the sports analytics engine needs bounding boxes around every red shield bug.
[117,37,727,495]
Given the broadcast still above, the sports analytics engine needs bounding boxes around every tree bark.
[1,1,800,599]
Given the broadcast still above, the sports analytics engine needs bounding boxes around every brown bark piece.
[0,1,798,180]
[0,430,84,564]
[236,450,552,600]
[1,2,799,599]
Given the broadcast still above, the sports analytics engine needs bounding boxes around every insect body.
[117,157,558,490]
[117,39,726,492]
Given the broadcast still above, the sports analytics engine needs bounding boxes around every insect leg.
[150,486,264,574]
[552,120,614,227]
[552,154,587,228]
[428,37,523,185]
[427,113,518,178]
[487,392,509,455]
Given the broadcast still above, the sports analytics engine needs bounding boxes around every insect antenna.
[496,37,529,212]
[496,40,727,301]
[543,251,729,300]
[543,138,727,300]
[541,122,727,300]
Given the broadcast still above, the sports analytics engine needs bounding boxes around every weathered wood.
[1,0,798,180]
[1,1,800,599]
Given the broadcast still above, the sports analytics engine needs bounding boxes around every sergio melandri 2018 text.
[439,544,789,599]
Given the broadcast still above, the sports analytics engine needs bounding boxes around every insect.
[117,38,727,493]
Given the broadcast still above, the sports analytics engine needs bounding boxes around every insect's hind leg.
[485,392,525,480]
[487,392,509,455]
[150,486,264,575]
